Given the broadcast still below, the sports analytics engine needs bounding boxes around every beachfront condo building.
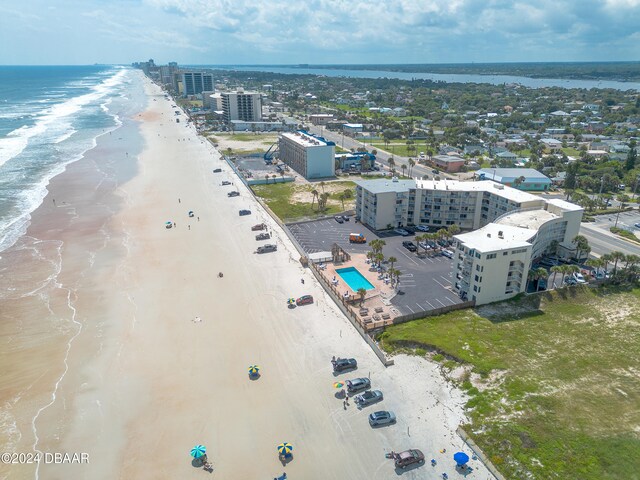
[182,72,214,96]
[354,178,583,305]
[278,130,336,179]
[221,91,262,123]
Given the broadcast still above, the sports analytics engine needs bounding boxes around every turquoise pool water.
[336,267,375,291]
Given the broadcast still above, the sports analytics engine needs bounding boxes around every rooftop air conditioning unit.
[487,233,491,237]
[493,183,504,189]
[498,231,504,238]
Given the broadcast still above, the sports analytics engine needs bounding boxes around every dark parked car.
[296,295,314,306]
[221,180,231,186]
[394,228,410,236]
[368,410,396,426]
[227,191,240,197]
[257,244,277,254]
[342,215,350,222]
[346,377,370,393]
[354,390,383,407]
[332,358,357,372]
[402,241,417,252]
[255,232,270,241]
[394,449,425,469]
[239,209,251,216]
[213,168,222,173]
[334,216,344,224]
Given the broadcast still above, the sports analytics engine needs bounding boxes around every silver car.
[368,410,396,426]
[354,390,383,407]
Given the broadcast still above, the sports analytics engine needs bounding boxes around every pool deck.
[316,254,400,331]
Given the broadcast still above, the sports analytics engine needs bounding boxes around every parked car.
[221,180,231,186]
[332,358,357,372]
[402,241,417,252]
[346,377,370,394]
[213,168,222,173]
[416,225,430,232]
[342,215,350,222]
[403,226,416,234]
[251,223,266,231]
[394,449,425,469]
[257,244,277,254]
[239,209,251,216]
[564,277,578,286]
[418,242,430,250]
[394,228,410,236]
[296,295,314,306]
[432,169,439,174]
[354,390,383,407]
[227,191,240,197]
[255,232,270,241]
[634,223,640,229]
[368,410,396,426]
[573,272,588,284]
[441,249,454,259]
[334,216,344,224]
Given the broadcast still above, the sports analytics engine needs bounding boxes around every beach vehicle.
[257,244,277,254]
[354,390,383,407]
[165,221,173,229]
[349,233,366,244]
[213,168,222,173]
[255,232,270,241]
[252,223,267,231]
[334,216,344,224]
[394,449,425,469]
[221,180,231,186]
[176,118,180,123]
[239,209,251,216]
[332,358,357,372]
[227,191,240,197]
[346,377,370,393]
[369,410,396,426]
[296,295,314,306]
[188,210,194,217]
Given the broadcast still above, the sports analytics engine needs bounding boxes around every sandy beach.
[0,71,493,480]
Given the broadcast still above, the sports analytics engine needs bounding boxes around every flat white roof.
[355,179,415,194]
[546,198,584,212]
[496,209,558,231]
[280,131,328,148]
[415,178,542,204]
[455,223,534,252]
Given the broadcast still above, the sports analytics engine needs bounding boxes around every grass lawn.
[251,180,356,222]
[562,147,581,157]
[378,287,640,480]
[217,133,278,142]
[370,142,423,158]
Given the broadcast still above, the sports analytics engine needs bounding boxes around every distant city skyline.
[1,0,639,65]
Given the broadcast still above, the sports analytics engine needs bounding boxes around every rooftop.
[415,178,543,204]
[280,131,328,148]
[455,223,534,252]
[476,168,552,182]
[496,209,558,231]
[546,198,584,212]
[355,178,416,194]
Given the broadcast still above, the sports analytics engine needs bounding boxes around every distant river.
[208,65,640,91]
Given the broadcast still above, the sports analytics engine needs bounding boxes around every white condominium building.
[221,90,262,123]
[278,131,335,179]
[354,178,583,306]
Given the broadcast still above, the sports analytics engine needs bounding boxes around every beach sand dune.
[1,73,492,480]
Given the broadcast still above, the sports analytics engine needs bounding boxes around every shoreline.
[1,72,493,480]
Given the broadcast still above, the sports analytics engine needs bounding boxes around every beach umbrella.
[333,382,345,389]
[190,445,206,459]
[277,443,293,456]
[165,221,172,225]
[453,452,469,465]
[287,298,295,305]
[248,365,260,376]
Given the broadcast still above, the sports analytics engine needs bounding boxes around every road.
[579,211,640,257]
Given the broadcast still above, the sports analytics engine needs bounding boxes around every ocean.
[0,65,130,254]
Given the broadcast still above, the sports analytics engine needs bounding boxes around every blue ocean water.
[0,65,128,253]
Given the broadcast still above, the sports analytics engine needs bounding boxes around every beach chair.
[374,307,384,313]
[382,313,391,320]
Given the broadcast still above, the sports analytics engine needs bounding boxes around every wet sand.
[1,72,492,480]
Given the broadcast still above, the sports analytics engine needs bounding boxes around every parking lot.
[287,218,465,315]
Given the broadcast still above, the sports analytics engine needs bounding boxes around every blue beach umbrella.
[248,365,260,376]
[453,451,469,465]
[190,445,206,459]
[277,442,293,456]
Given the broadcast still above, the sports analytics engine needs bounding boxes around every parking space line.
[435,298,447,307]
[440,276,452,284]
[396,248,420,265]
[424,300,436,309]
[404,305,415,313]
[432,278,448,288]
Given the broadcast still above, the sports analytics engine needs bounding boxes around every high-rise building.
[278,130,335,179]
[221,91,262,122]
[182,72,214,96]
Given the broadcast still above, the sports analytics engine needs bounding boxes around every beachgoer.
[178,198,181,203]
[301,278,304,284]
[188,225,191,230]
[173,222,176,227]
[52,198,55,205]
[197,216,200,221]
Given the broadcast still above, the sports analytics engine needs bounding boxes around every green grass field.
[370,142,424,158]
[378,287,640,480]
[251,181,356,222]
[216,133,278,142]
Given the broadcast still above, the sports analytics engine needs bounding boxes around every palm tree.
[526,269,536,292]
[513,175,526,189]
[550,265,563,289]
[374,252,385,267]
[319,181,326,194]
[319,192,330,212]
[387,157,395,172]
[264,174,270,184]
[534,267,549,291]
[610,251,626,275]
[572,235,591,261]
[357,287,367,306]
[338,192,346,210]
[310,189,319,210]
[447,224,461,239]
[408,158,415,176]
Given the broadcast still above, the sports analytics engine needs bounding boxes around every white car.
[441,250,454,259]
[573,272,588,284]
[416,225,430,232]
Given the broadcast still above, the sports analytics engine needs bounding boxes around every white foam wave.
[0,68,127,168]
[53,128,77,144]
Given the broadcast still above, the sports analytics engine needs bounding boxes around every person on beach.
[188,225,191,230]
[178,198,181,203]
[173,222,176,227]
[197,216,200,222]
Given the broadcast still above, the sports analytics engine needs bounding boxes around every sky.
[1,0,639,65]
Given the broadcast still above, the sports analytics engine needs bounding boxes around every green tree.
[408,158,415,176]
[357,287,367,306]
[338,192,346,210]
[625,140,637,171]
[310,189,319,211]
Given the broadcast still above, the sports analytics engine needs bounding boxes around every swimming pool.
[336,267,375,291]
